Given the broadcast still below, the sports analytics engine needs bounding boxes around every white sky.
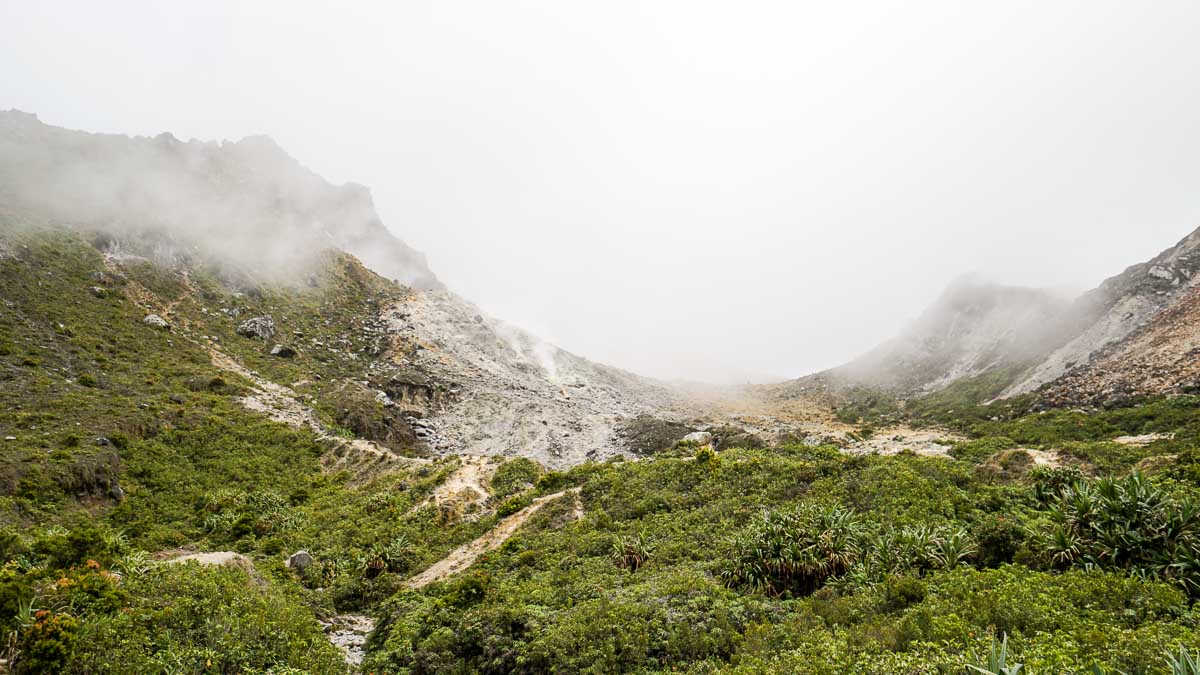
[4,1,1200,382]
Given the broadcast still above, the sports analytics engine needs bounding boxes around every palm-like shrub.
[610,532,654,573]
[1033,472,1200,595]
[933,528,978,570]
[722,504,863,597]
[860,525,978,580]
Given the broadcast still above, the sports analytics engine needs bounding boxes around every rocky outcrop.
[1038,283,1200,405]
[237,316,276,341]
[143,314,170,329]
[383,291,682,468]
[773,226,1200,408]
[269,344,297,358]
[285,550,313,571]
[1003,226,1200,399]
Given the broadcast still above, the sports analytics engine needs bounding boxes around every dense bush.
[723,504,863,596]
[1031,472,1200,595]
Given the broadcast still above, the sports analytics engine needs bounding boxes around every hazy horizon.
[4,1,1200,383]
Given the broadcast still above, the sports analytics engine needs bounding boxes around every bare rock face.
[1004,226,1200,400]
[237,316,276,341]
[381,290,683,469]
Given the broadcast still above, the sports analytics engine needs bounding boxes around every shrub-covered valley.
[3,227,1200,674]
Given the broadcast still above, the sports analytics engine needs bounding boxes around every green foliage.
[1030,472,1200,595]
[9,229,1200,672]
[490,457,542,501]
[69,564,347,673]
[15,611,78,674]
[610,531,654,573]
[723,504,863,597]
[1168,647,1200,675]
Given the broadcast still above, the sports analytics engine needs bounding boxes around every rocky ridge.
[0,109,439,289]
[773,225,1200,409]
[1004,226,1200,401]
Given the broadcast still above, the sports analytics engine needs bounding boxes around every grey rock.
[270,344,297,358]
[237,316,277,341]
[286,550,313,570]
[143,314,170,329]
[681,431,713,445]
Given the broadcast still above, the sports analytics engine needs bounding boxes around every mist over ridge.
[0,109,438,290]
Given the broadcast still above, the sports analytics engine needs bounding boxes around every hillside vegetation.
[2,229,1200,673]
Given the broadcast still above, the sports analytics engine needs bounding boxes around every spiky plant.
[1033,472,1200,595]
[722,504,863,596]
[967,634,1023,675]
[611,532,655,573]
[1167,647,1200,675]
[113,550,152,577]
[933,528,978,570]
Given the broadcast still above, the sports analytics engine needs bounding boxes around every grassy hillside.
[2,228,1200,673]
[0,229,512,672]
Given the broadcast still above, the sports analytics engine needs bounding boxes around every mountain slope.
[0,109,439,288]
[775,226,1200,411]
[1002,226,1200,400]
[0,112,683,468]
[837,280,1071,394]
[770,280,1072,403]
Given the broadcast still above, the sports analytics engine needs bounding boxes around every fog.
[4,1,1200,383]
[0,113,440,289]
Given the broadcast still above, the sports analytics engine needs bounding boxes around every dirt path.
[844,427,965,458]
[404,488,581,588]
[206,346,420,467]
[410,454,497,514]
[1023,448,1063,467]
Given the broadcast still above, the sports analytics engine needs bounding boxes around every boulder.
[237,316,277,341]
[143,314,170,329]
[286,550,313,571]
[270,344,297,358]
[681,431,713,445]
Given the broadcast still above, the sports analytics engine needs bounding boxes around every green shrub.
[880,574,926,612]
[723,504,863,597]
[490,457,542,500]
[1030,472,1200,595]
[15,611,78,674]
[496,493,533,518]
